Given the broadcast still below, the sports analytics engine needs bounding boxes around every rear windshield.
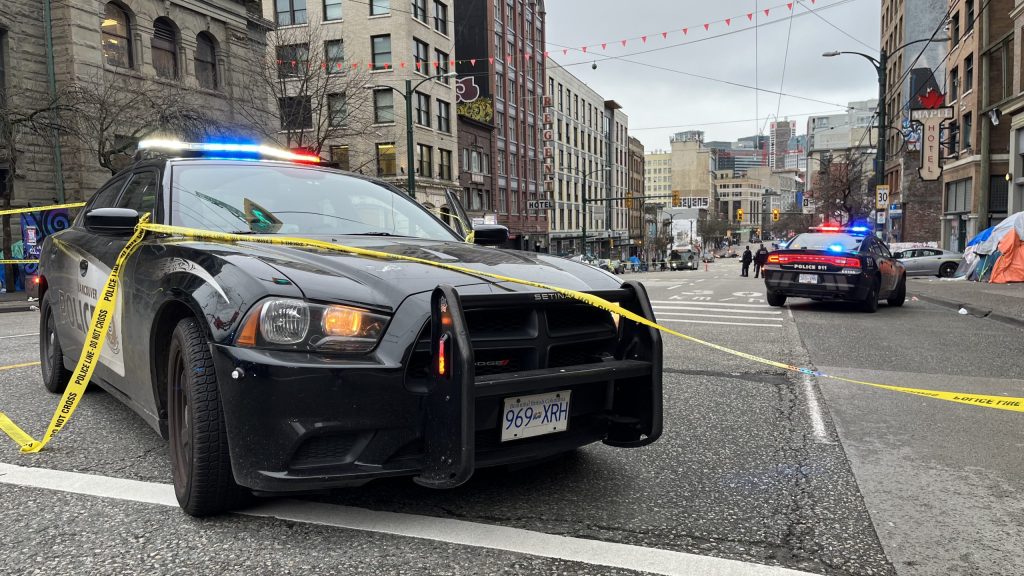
[785,233,862,252]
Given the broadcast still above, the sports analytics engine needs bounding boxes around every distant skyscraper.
[769,120,796,170]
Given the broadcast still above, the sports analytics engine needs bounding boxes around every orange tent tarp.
[990,229,1024,284]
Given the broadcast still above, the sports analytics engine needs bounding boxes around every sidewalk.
[908,277,1024,329]
[0,291,36,314]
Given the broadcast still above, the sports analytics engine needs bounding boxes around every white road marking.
[801,374,832,444]
[667,285,682,290]
[654,306,781,315]
[650,300,772,308]
[659,318,784,328]
[0,333,38,340]
[0,463,815,576]
[655,312,785,322]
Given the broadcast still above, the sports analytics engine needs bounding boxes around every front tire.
[767,291,787,307]
[887,275,907,307]
[167,317,248,516]
[939,262,957,278]
[39,291,72,394]
[860,279,879,313]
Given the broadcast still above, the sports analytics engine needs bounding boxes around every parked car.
[893,248,963,277]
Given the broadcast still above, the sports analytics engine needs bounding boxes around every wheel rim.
[169,348,192,496]
[42,312,56,380]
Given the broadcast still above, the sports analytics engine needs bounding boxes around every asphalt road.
[1,261,1021,575]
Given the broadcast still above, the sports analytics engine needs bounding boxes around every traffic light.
[672,190,681,207]
[736,208,744,222]
[772,208,780,222]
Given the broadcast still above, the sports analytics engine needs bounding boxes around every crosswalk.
[649,300,785,329]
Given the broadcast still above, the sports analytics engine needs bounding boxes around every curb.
[913,292,1024,330]
[0,305,33,314]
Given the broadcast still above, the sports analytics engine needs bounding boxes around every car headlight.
[236,298,390,353]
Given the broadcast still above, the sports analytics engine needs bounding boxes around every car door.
[874,241,899,293]
[919,249,944,276]
[898,249,920,275]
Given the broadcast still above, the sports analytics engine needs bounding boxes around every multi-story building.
[1008,1,1024,215]
[879,0,948,242]
[714,170,766,229]
[1,0,268,263]
[604,101,631,258]
[644,151,672,201]
[707,137,767,176]
[805,100,878,219]
[627,136,645,256]
[262,0,460,213]
[457,114,495,225]
[455,0,547,251]
[769,120,796,170]
[669,131,715,205]
[939,0,1013,251]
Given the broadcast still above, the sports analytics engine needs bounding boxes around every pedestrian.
[754,243,769,278]
[741,246,752,277]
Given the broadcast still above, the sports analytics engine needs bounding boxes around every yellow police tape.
[1,217,1021,453]
[0,214,149,452]
[0,362,41,372]
[0,202,87,217]
[0,259,40,265]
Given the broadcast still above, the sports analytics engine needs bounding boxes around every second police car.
[761,225,906,312]
[32,141,663,516]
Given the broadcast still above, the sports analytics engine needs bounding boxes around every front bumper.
[212,281,662,493]
[763,268,871,301]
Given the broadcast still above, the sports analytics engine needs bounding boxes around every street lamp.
[579,166,611,257]
[823,37,947,238]
[370,71,457,199]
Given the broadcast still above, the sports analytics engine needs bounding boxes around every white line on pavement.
[0,463,815,576]
[655,312,785,322]
[667,285,682,290]
[659,318,784,328]
[0,333,38,340]
[801,373,832,444]
[650,301,770,308]
[654,306,781,315]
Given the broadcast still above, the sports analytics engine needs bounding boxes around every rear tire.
[860,280,879,313]
[39,291,72,394]
[766,291,787,307]
[167,317,248,516]
[939,262,957,278]
[887,275,907,307]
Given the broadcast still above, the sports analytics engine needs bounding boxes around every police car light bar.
[137,140,321,163]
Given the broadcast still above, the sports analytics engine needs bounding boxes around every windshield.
[785,233,862,252]
[169,163,461,241]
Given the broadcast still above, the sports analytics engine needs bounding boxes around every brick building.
[1008,0,1024,214]
[627,135,644,257]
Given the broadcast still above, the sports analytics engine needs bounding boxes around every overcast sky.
[544,0,881,151]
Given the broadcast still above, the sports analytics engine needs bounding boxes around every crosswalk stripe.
[654,311,784,322]
[654,305,780,315]
[649,300,769,308]
[659,318,783,328]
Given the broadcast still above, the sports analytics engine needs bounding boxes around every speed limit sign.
[875,185,890,210]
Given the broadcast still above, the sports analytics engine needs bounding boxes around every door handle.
[79,259,88,277]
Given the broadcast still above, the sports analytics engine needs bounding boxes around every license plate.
[798,274,819,284]
[500,390,571,442]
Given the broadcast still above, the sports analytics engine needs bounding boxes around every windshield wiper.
[350,232,413,237]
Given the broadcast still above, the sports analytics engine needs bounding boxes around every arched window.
[195,33,217,89]
[152,18,178,79]
[101,3,132,68]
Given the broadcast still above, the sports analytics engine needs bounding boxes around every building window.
[435,49,449,83]
[439,149,452,180]
[279,96,312,130]
[962,112,972,149]
[371,35,391,69]
[965,0,974,32]
[437,100,451,133]
[949,66,959,101]
[370,0,390,15]
[470,150,482,172]
[964,54,973,92]
[434,1,449,35]
[328,93,347,127]
[417,143,433,177]
[323,0,342,20]
[152,18,178,79]
[276,44,309,77]
[276,0,308,26]
[499,188,507,213]
[194,33,217,90]
[377,143,397,176]
[101,3,133,68]
[325,39,344,72]
[330,145,350,170]
[412,0,427,23]
[945,178,971,213]
[374,89,394,123]
[414,38,429,73]
[415,91,431,127]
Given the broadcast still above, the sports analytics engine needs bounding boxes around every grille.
[291,434,360,468]
[546,304,616,337]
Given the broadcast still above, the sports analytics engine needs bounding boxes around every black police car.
[31,141,662,515]
[761,226,906,312]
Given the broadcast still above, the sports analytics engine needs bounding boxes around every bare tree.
[238,25,377,167]
[71,72,235,175]
[0,86,79,286]
[810,151,873,224]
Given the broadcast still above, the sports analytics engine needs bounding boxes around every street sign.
[875,185,889,210]
[527,199,554,210]
[876,212,886,224]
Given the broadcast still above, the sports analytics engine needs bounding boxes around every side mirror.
[85,207,140,235]
[472,224,509,246]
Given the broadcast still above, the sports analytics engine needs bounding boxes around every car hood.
[229,236,623,311]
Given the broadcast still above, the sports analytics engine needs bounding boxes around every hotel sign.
[910,106,953,182]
